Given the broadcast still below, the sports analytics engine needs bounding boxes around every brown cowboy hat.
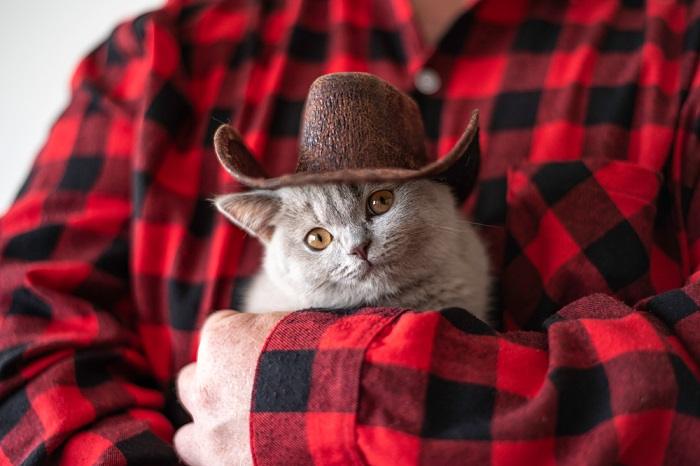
[214,72,480,202]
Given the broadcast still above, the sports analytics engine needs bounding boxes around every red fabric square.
[582,313,665,362]
[626,124,674,170]
[59,432,114,466]
[529,121,584,162]
[492,438,556,466]
[133,222,185,275]
[306,413,358,464]
[363,311,439,371]
[446,56,507,99]
[592,161,661,218]
[105,117,134,158]
[564,1,617,24]
[139,324,173,381]
[319,313,396,350]
[330,0,372,27]
[41,118,80,162]
[545,47,597,87]
[154,149,202,198]
[70,195,130,236]
[524,211,580,284]
[195,8,247,43]
[496,339,548,399]
[614,410,674,466]
[357,426,420,465]
[640,43,681,96]
[33,387,96,438]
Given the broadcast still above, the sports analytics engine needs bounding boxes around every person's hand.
[174,310,288,466]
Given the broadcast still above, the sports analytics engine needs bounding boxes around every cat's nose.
[349,240,371,261]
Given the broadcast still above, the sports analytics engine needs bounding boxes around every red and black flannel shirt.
[1,0,700,464]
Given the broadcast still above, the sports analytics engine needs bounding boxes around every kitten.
[214,179,491,322]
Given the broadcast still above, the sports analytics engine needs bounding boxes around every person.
[1,0,699,464]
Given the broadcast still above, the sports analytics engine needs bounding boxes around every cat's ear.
[214,191,280,242]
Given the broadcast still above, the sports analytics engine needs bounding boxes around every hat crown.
[296,73,428,174]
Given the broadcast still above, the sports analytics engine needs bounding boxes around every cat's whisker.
[465,221,500,229]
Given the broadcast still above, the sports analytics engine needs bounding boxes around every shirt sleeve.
[0,14,178,466]
[248,49,700,466]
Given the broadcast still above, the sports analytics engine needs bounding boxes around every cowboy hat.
[214,72,480,202]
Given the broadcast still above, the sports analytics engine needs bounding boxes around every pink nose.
[350,241,371,261]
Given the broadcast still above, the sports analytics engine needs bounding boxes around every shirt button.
[414,68,442,95]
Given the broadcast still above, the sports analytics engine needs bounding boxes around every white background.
[0,0,162,214]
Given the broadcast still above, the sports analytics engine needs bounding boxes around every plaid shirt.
[1,0,700,464]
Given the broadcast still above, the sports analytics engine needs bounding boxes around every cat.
[214,179,491,323]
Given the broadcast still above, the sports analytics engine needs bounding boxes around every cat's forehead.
[278,184,363,221]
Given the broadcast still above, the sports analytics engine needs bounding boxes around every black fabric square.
[512,19,561,52]
[648,289,699,326]
[58,156,104,192]
[22,444,47,466]
[0,344,26,380]
[288,26,327,61]
[421,375,495,439]
[3,224,63,261]
[230,31,262,68]
[164,380,193,428]
[74,350,117,388]
[585,84,637,128]
[440,307,494,335]
[84,84,104,115]
[131,13,148,42]
[115,430,179,464]
[528,292,561,330]
[531,161,592,205]
[369,29,407,63]
[269,97,304,136]
[670,355,700,416]
[145,81,194,138]
[229,276,252,311]
[622,0,644,8]
[503,232,522,265]
[8,288,51,319]
[254,350,315,412]
[106,35,125,65]
[132,171,152,218]
[168,280,204,330]
[203,108,232,146]
[684,19,700,52]
[95,238,129,278]
[0,388,30,439]
[550,365,612,435]
[474,177,506,226]
[188,198,216,238]
[599,28,644,52]
[490,90,542,130]
[437,13,471,56]
[584,221,649,291]
[412,92,443,140]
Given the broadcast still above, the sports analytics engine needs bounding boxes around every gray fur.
[215,180,491,322]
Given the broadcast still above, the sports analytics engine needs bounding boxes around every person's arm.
[247,57,700,466]
[0,13,178,465]
[249,291,700,465]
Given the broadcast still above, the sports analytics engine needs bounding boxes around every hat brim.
[214,109,480,196]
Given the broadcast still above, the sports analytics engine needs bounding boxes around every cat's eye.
[305,227,333,250]
[368,190,394,216]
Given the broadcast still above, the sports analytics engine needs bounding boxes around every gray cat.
[214,179,491,323]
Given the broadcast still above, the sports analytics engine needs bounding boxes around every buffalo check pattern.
[1,0,700,464]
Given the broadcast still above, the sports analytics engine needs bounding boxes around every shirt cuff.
[250,307,405,465]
